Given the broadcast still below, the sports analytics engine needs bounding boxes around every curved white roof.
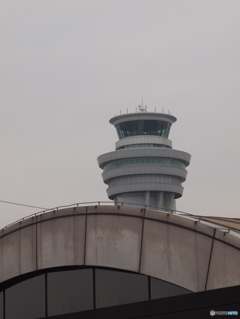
[0,204,239,292]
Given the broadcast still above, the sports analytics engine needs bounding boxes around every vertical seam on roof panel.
[45,272,48,317]
[36,216,38,271]
[138,209,146,273]
[83,207,88,266]
[18,228,21,275]
[205,229,216,291]
[3,289,5,319]
[148,276,151,300]
[93,267,96,309]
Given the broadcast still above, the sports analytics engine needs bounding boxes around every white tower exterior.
[98,109,191,211]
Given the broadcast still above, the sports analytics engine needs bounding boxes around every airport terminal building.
[0,110,239,318]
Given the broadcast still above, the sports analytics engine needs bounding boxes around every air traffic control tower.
[98,106,191,211]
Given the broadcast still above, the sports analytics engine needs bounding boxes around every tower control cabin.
[98,109,191,211]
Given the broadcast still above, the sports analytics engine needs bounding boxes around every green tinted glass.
[116,120,171,139]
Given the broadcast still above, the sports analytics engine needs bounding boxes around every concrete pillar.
[145,191,150,207]
[165,193,174,212]
[156,192,164,210]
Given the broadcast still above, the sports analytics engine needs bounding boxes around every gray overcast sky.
[1,0,240,228]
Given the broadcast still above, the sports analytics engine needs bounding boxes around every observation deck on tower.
[97,106,191,211]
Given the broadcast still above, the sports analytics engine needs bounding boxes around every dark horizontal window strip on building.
[48,268,93,316]
[116,120,171,139]
[151,277,191,299]
[0,267,192,318]
[103,157,185,171]
[95,269,149,308]
[5,275,45,319]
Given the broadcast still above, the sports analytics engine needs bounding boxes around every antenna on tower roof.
[138,98,147,112]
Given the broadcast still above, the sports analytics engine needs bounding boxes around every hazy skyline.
[1,0,240,228]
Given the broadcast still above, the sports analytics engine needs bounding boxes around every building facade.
[0,110,240,318]
[0,204,240,318]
